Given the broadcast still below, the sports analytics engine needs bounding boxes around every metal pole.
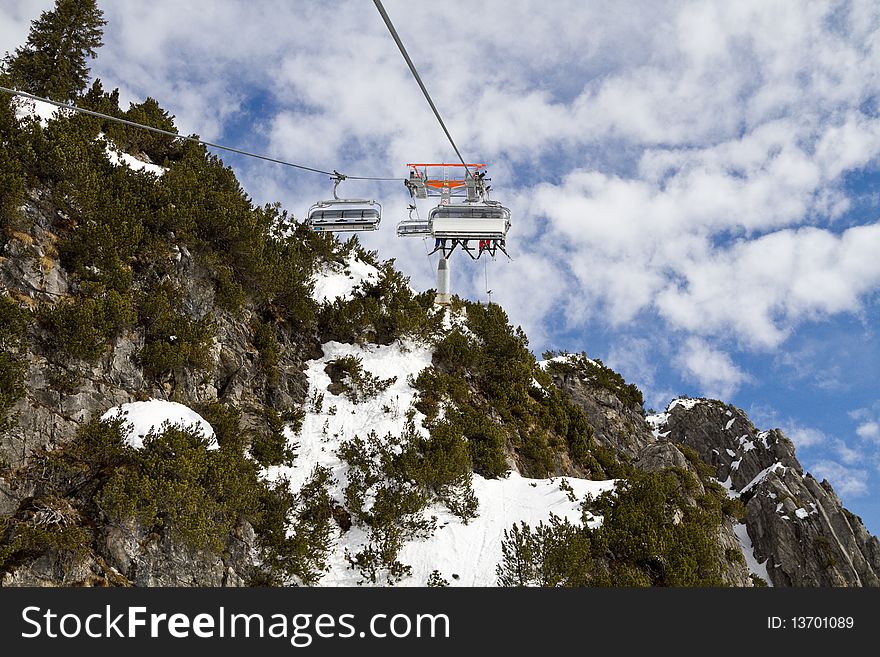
[436,257,451,306]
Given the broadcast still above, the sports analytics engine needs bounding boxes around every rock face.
[0,194,314,586]
[652,398,880,586]
[553,371,752,586]
[549,370,653,460]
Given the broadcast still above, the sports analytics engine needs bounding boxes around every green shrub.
[137,283,215,376]
[325,354,396,403]
[497,468,733,587]
[0,296,30,429]
[39,292,135,362]
[255,467,334,585]
[544,352,645,411]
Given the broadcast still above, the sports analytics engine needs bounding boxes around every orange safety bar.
[407,163,486,169]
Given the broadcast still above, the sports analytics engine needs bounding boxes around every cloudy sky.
[3,0,880,532]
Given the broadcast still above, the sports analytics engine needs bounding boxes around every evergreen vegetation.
[543,351,645,411]
[338,416,477,584]
[325,354,396,403]
[496,468,744,586]
[0,412,326,585]
[0,297,30,432]
[2,0,106,101]
[414,302,627,479]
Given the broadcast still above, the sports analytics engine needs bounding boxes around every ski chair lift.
[307,173,381,233]
[428,201,511,258]
[396,204,431,237]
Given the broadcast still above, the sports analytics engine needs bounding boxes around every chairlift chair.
[307,174,381,233]
[396,204,431,237]
[429,201,511,241]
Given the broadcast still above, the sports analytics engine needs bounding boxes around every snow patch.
[537,353,598,371]
[724,417,736,430]
[311,253,380,304]
[726,449,737,457]
[740,461,785,495]
[104,141,167,176]
[101,399,217,450]
[668,397,702,412]
[13,96,71,125]
[645,412,669,438]
[734,523,773,586]
[391,474,616,587]
[795,508,809,520]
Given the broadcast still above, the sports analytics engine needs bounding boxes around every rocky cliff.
[650,398,880,586]
[549,359,880,587]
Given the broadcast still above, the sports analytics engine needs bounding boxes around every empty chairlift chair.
[307,175,381,233]
[396,205,431,237]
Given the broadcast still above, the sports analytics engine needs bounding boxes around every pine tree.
[3,0,106,101]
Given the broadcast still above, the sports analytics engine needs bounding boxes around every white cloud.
[3,0,879,385]
[856,421,880,442]
[809,459,869,496]
[785,425,828,449]
[850,403,880,443]
[606,336,677,412]
[674,337,751,400]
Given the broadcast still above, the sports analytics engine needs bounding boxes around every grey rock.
[653,398,880,586]
[550,371,654,460]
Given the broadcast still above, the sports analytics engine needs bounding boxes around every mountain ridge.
[1,81,878,588]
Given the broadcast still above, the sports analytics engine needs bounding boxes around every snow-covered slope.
[263,339,615,586]
[311,253,380,304]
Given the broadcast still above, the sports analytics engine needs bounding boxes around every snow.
[718,476,739,499]
[734,523,773,586]
[311,253,380,304]
[645,412,669,438]
[740,461,785,495]
[393,473,615,586]
[726,449,737,457]
[13,96,70,125]
[101,399,217,450]
[795,508,809,519]
[104,141,167,176]
[537,353,597,370]
[668,397,702,412]
[263,338,617,586]
[264,339,433,496]
[724,418,736,430]
[529,377,547,396]
[731,458,742,471]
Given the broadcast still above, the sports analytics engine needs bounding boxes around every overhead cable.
[0,85,400,181]
[372,0,473,179]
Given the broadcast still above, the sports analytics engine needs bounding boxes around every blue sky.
[3,0,880,533]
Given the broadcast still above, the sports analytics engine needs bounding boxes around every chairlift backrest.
[396,218,431,237]
[307,199,381,233]
[429,203,511,240]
